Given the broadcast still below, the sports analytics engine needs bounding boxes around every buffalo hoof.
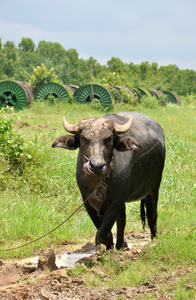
[95,231,114,250]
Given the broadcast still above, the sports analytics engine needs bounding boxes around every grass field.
[0,99,195,298]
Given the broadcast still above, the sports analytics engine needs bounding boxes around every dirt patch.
[12,120,55,131]
[13,121,32,130]
[0,245,146,299]
[0,233,194,299]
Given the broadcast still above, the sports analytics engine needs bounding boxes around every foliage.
[37,40,67,65]
[181,93,196,106]
[119,88,136,105]
[0,108,38,174]
[16,51,45,82]
[101,72,136,105]
[102,72,123,86]
[29,63,58,93]
[0,40,17,78]
[18,37,35,52]
[90,98,111,112]
[139,95,161,108]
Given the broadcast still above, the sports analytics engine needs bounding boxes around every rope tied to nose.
[80,150,115,168]
[80,150,89,162]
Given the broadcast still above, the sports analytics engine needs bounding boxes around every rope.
[132,140,160,167]
[0,197,89,252]
[0,151,113,252]
[80,150,89,161]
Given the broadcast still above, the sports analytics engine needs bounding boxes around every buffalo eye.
[80,135,89,145]
[104,136,113,146]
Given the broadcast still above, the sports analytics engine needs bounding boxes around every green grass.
[0,101,196,295]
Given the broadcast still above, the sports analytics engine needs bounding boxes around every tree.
[15,51,46,81]
[140,61,150,81]
[151,62,158,74]
[57,48,80,84]
[0,38,4,77]
[89,57,108,83]
[18,37,35,52]
[37,41,66,65]
[157,64,179,91]
[0,41,17,78]
[172,69,196,95]
[66,48,79,67]
[107,57,124,73]
[77,58,91,85]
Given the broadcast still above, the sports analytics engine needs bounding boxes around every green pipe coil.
[35,82,73,102]
[69,85,79,92]
[162,91,181,104]
[74,84,114,108]
[132,88,142,102]
[114,86,135,103]
[0,81,34,110]
[148,89,164,99]
[108,86,123,102]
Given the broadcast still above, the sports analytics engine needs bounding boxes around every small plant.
[47,94,59,105]
[91,98,111,112]
[181,93,196,106]
[140,95,160,108]
[66,264,87,277]
[120,88,136,105]
[102,72,123,86]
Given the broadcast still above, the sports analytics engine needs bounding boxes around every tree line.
[0,37,196,96]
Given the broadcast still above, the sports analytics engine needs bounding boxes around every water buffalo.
[52,112,165,249]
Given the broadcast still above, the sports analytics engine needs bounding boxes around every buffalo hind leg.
[116,203,126,250]
[145,182,160,239]
[140,199,146,230]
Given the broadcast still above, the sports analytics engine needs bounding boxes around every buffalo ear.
[52,134,79,150]
[114,136,142,151]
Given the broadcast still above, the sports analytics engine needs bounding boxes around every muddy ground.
[0,232,194,299]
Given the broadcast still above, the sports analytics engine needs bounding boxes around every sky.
[0,0,196,70]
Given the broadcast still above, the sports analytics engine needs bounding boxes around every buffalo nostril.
[89,160,106,173]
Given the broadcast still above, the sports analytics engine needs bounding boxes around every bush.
[119,88,136,105]
[0,108,37,174]
[181,94,196,106]
[29,63,58,93]
[140,95,160,108]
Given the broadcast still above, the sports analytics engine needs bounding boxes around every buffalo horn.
[62,117,80,134]
[113,117,133,134]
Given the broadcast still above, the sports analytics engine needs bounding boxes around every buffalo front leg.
[84,200,114,248]
[95,202,123,250]
[84,200,102,229]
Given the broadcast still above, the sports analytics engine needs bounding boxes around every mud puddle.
[4,232,150,269]
[5,253,93,268]
[5,242,95,269]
